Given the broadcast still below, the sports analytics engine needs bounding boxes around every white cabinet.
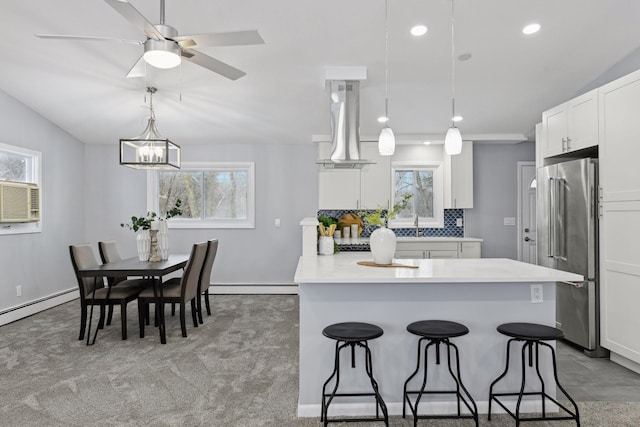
[395,240,482,259]
[541,89,598,158]
[458,241,482,258]
[360,142,391,209]
[597,69,640,369]
[444,141,474,209]
[317,141,390,210]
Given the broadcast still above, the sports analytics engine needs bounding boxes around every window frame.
[0,143,42,236]
[147,161,255,229]
[388,160,444,229]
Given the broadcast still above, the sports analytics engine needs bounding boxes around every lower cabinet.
[394,241,481,259]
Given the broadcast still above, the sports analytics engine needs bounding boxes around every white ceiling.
[2,0,640,146]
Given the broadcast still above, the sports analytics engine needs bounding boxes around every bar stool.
[403,320,478,426]
[488,322,580,426]
[321,322,389,426]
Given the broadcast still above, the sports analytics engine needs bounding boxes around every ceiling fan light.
[445,126,462,155]
[143,39,181,69]
[378,126,396,156]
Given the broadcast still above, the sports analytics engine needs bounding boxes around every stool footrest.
[490,392,579,422]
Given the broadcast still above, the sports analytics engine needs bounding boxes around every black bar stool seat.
[403,320,478,427]
[488,322,580,426]
[321,322,388,427]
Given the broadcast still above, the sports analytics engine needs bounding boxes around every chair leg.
[79,304,87,340]
[98,305,106,329]
[191,299,199,327]
[107,305,114,326]
[171,303,176,316]
[196,293,204,325]
[138,300,145,338]
[204,289,211,316]
[180,302,187,337]
[120,302,128,340]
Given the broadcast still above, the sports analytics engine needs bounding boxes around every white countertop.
[294,252,583,284]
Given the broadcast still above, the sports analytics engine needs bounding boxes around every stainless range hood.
[317,80,374,169]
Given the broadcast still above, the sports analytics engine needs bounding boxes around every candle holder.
[148,229,161,262]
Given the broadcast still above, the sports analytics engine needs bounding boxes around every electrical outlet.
[456,218,463,227]
[530,284,543,303]
[274,218,281,227]
[16,285,21,297]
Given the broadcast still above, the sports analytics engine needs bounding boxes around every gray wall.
[0,90,85,313]
[83,142,317,285]
[464,142,536,258]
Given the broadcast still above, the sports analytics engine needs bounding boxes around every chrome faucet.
[414,214,420,237]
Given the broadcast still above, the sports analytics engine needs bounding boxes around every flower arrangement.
[121,199,183,232]
[360,194,412,227]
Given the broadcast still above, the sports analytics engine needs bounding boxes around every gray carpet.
[0,295,639,426]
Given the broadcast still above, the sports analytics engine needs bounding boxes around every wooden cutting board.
[339,213,364,236]
[357,261,419,269]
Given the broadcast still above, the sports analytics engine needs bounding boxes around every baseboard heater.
[0,288,77,326]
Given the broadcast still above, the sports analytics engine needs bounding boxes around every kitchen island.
[294,252,582,419]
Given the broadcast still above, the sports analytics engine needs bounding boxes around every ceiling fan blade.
[104,0,165,41]
[125,55,146,78]
[35,34,142,44]
[173,30,264,49]
[181,50,246,80]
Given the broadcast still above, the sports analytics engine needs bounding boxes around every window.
[389,161,444,228]
[148,162,255,229]
[0,142,42,235]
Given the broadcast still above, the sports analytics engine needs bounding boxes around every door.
[518,162,537,263]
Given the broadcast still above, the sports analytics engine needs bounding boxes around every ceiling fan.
[36,0,264,80]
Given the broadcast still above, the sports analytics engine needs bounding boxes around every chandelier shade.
[444,126,462,155]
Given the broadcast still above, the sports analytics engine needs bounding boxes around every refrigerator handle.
[548,177,555,258]
[556,178,567,261]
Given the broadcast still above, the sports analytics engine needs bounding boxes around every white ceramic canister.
[318,236,334,255]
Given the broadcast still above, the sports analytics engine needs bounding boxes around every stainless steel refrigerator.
[537,158,608,357]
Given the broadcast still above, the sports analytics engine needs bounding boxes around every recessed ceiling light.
[522,23,541,35]
[378,116,389,123]
[423,141,432,145]
[452,115,463,122]
[410,25,428,37]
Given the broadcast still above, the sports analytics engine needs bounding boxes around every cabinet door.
[427,250,458,259]
[360,142,391,209]
[318,169,360,209]
[567,89,598,152]
[459,242,481,258]
[598,69,640,363]
[394,250,425,259]
[542,103,567,157]
[449,141,473,208]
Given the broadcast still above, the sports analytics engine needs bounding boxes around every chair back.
[181,242,208,301]
[69,244,106,301]
[199,239,219,295]
[98,240,125,286]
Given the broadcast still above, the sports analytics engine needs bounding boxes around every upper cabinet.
[541,88,598,158]
[444,141,474,209]
[317,141,390,210]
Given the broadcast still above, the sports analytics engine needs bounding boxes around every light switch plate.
[504,217,516,226]
[456,218,463,227]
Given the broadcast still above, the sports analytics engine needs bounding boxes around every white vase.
[136,229,151,261]
[157,220,169,260]
[369,226,397,265]
[318,236,334,255]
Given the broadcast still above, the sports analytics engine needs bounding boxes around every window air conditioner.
[0,181,40,223]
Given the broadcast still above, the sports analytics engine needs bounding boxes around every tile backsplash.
[317,209,464,238]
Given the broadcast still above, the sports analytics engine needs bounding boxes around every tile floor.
[557,340,640,402]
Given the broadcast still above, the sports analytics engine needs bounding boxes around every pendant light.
[119,87,181,169]
[378,0,395,156]
[444,0,462,156]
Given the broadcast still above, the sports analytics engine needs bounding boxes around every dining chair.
[197,239,219,324]
[137,242,208,338]
[69,244,142,340]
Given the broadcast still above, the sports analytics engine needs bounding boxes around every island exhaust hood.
[317,80,374,169]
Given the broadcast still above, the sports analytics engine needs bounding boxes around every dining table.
[76,254,189,345]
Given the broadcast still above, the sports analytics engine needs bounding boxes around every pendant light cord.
[384,0,390,125]
[450,0,456,127]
